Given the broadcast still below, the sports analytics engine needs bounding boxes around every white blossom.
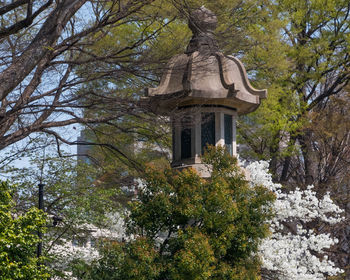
[49,211,127,279]
[49,161,344,280]
[246,161,344,279]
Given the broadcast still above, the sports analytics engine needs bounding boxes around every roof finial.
[188,6,217,34]
[186,6,219,54]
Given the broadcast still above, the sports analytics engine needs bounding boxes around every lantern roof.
[146,6,267,115]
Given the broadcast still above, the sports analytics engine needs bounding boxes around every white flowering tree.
[246,161,344,280]
[48,212,127,279]
[50,160,344,280]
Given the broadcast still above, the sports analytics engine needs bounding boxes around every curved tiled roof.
[146,7,267,115]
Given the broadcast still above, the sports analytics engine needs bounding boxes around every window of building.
[224,114,233,155]
[172,126,176,160]
[72,236,87,247]
[201,113,215,154]
[181,116,192,159]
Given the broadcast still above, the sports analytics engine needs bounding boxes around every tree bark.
[298,129,317,186]
[0,0,87,101]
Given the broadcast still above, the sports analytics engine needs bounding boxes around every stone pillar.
[232,113,237,156]
[215,111,225,147]
[194,111,201,163]
[173,117,181,162]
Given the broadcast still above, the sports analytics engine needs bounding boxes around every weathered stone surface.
[145,7,267,176]
[146,6,267,116]
[186,6,219,54]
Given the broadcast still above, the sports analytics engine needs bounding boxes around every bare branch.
[0,0,28,16]
[0,1,54,39]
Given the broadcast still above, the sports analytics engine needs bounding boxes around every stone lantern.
[146,7,267,176]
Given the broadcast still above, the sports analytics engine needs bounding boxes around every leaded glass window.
[224,114,233,155]
[172,125,176,161]
[201,113,215,154]
[181,116,192,159]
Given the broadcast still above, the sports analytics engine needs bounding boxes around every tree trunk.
[298,129,317,186]
[0,0,86,101]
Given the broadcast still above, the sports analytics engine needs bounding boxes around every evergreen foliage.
[0,181,49,280]
[86,147,275,280]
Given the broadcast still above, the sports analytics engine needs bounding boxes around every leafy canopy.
[0,181,49,280]
[87,146,275,280]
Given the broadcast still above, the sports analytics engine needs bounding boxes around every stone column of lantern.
[146,7,267,177]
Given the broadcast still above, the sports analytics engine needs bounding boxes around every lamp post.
[145,7,267,177]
